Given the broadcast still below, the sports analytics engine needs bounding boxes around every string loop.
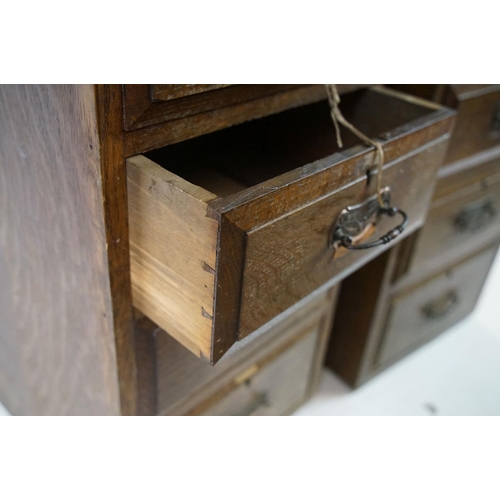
[325,84,386,209]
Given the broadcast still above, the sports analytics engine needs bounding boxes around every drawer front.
[127,87,455,363]
[377,244,499,367]
[409,163,500,274]
[236,136,446,337]
[123,84,305,131]
[187,326,320,416]
[443,85,500,164]
[152,288,336,416]
[432,146,500,201]
[123,85,377,155]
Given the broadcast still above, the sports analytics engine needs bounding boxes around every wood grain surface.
[95,85,138,416]
[127,155,219,360]
[0,85,121,415]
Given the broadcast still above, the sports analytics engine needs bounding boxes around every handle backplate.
[421,290,459,320]
[454,198,497,233]
[329,187,408,253]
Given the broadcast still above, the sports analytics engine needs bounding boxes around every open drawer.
[127,86,455,363]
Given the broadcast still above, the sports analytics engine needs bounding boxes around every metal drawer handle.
[330,187,409,252]
[454,199,497,233]
[340,206,408,250]
[235,392,269,416]
[421,290,459,320]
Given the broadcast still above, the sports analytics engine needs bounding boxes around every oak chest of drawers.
[4,83,488,415]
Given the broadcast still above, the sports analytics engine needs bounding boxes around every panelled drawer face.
[188,327,319,416]
[122,85,379,156]
[443,85,500,165]
[123,84,307,131]
[155,289,332,416]
[409,160,500,273]
[127,86,455,363]
[377,244,498,367]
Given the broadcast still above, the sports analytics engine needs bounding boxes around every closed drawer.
[124,84,304,131]
[408,156,500,274]
[152,288,336,416]
[187,321,320,416]
[390,84,500,165]
[135,288,336,415]
[122,85,373,155]
[377,243,499,367]
[127,86,455,363]
[442,85,500,164]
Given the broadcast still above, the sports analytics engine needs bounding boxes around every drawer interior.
[145,86,435,197]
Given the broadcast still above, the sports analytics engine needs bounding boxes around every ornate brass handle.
[421,290,459,320]
[454,199,497,233]
[330,188,409,252]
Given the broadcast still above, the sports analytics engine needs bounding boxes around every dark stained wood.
[389,84,446,102]
[0,85,121,415]
[391,84,500,165]
[134,314,158,416]
[390,230,421,283]
[325,251,392,386]
[95,85,138,416]
[123,84,373,155]
[211,215,246,362]
[152,84,232,101]
[443,85,500,164]
[123,84,307,130]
